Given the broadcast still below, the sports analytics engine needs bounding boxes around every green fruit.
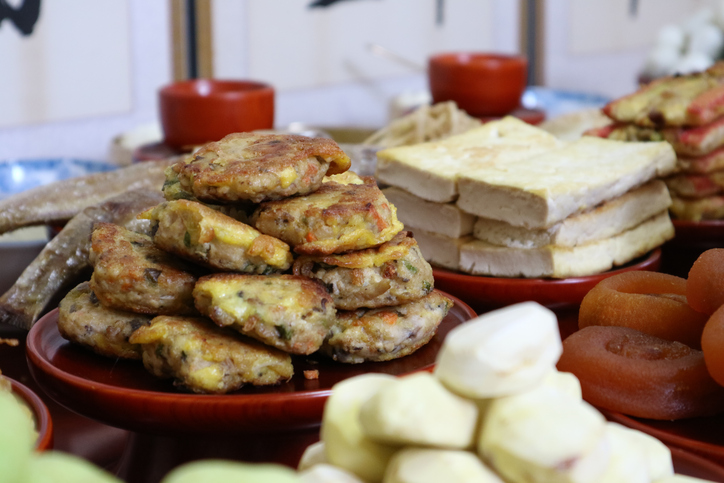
[27,451,122,483]
[160,460,300,483]
[0,391,34,483]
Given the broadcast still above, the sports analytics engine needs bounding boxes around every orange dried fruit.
[557,326,724,420]
[687,248,724,315]
[579,271,708,349]
[702,304,724,386]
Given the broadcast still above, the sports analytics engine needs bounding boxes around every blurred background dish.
[428,52,528,117]
[159,79,275,149]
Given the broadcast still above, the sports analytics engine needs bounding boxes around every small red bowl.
[429,52,527,117]
[9,378,53,451]
[159,79,275,149]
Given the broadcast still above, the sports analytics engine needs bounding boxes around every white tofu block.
[472,180,671,248]
[298,441,327,471]
[299,464,365,483]
[359,372,479,449]
[383,186,476,237]
[605,423,673,482]
[383,448,504,483]
[413,230,472,271]
[456,137,676,229]
[459,211,674,278]
[434,302,562,399]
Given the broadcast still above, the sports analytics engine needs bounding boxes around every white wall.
[0,0,171,162]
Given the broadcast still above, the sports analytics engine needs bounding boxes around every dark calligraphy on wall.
[0,0,41,36]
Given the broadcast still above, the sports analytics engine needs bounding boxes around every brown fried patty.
[142,200,292,274]
[170,132,351,203]
[89,222,200,315]
[193,273,335,355]
[293,231,434,310]
[58,281,151,360]
[322,291,453,363]
[129,316,293,394]
[251,177,404,255]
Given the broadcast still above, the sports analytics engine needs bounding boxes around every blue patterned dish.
[522,87,611,120]
[0,158,116,200]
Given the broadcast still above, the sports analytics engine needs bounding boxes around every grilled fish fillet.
[0,159,174,235]
[0,188,165,330]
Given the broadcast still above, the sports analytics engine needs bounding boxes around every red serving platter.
[9,377,53,451]
[25,291,475,435]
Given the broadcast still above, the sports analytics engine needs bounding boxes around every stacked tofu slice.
[588,62,724,221]
[377,117,677,278]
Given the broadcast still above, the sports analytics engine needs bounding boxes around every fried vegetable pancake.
[293,231,434,310]
[251,176,404,255]
[58,282,151,360]
[193,273,335,355]
[322,291,453,363]
[89,222,199,315]
[170,132,351,203]
[142,200,292,274]
[129,316,293,394]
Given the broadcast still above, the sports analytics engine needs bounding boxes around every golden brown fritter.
[251,176,404,255]
[322,291,453,363]
[141,200,292,274]
[89,222,199,315]
[129,316,293,394]
[293,231,434,310]
[58,281,151,360]
[193,273,335,355]
[170,132,351,203]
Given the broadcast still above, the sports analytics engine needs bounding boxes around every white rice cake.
[375,117,563,203]
[383,186,476,238]
[457,136,676,229]
[412,230,473,272]
[473,180,671,248]
[460,211,674,279]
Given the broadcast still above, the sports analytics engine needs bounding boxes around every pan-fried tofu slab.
[89,223,199,315]
[142,200,292,273]
[252,176,403,255]
[129,315,293,394]
[193,274,335,355]
[170,132,351,203]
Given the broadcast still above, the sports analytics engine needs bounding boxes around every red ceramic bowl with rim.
[429,52,527,117]
[159,79,275,149]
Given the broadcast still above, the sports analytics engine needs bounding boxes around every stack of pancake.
[586,61,724,221]
[377,117,677,278]
[56,132,452,394]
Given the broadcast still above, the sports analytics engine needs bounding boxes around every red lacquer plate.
[9,377,53,451]
[670,446,724,482]
[672,219,724,246]
[604,409,724,468]
[432,249,661,313]
[26,291,475,436]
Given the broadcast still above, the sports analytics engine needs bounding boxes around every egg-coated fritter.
[170,132,351,203]
[321,291,453,363]
[89,222,199,315]
[142,200,292,274]
[129,316,293,394]
[293,231,434,310]
[58,281,151,360]
[193,273,335,355]
[251,176,404,255]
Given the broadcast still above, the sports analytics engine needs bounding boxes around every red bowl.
[428,52,527,117]
[159,79,275,149]
[9,378,53,451]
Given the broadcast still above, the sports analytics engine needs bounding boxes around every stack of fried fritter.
[587,61,724,221]
[57,132,453,394]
